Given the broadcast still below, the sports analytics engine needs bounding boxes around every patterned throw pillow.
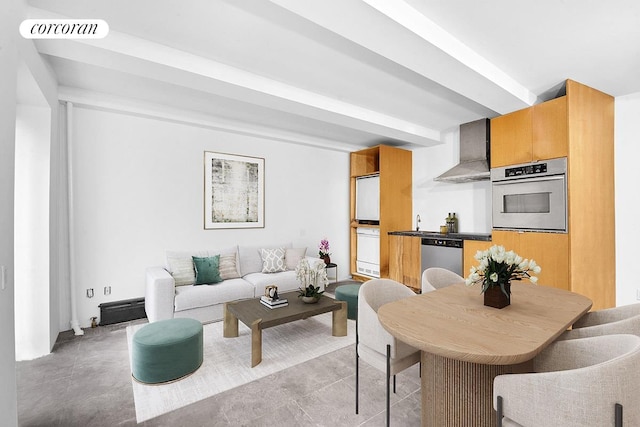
[260,247,286,273]
[192,255,222,285]
[166,256,196,286]
[219,252,241,279]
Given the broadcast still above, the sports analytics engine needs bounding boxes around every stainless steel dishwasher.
[420,237,463,277]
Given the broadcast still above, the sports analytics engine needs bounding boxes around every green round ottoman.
[132,318,203,384]
[335,284,360,320]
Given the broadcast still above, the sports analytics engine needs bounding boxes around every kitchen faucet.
[416,214,421,231]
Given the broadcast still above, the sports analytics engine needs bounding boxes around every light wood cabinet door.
[463,240,493,278]
[389,235,421,292]
[518,232,569,290]
[490,107,532,168]
[492,230,569,291]
[533,96,568,161]
[491,230,520,252]
[492,96,567,168]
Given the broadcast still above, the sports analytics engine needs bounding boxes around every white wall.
[14,37,61,358]
[412,127,492,233]
[65,106,350,328]
[614,92,640,306]
[14,105,51,360]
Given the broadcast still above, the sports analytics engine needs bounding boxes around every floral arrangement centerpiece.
[318,238,331,264]
[295,258,328,302]
[465,245,541,308]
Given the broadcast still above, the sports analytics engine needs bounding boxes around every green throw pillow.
[192,255,222,285]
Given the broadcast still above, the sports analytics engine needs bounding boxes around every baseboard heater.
[99,297,146,325]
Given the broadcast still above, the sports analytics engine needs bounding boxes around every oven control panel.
[504,162,547,177]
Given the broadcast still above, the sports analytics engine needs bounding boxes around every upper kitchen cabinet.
[491,96,568,168]
[350,145,412,281]
[491,107,532,166]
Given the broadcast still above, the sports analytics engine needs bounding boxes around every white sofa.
[145,243,324,324]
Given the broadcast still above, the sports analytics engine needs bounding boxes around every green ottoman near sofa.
[132,318,203,384]
[335,284,360,320]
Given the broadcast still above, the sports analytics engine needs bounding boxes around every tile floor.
[17,317,421,426]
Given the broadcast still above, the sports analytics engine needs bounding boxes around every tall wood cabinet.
[490,80,615,310]
[350,145,412,281]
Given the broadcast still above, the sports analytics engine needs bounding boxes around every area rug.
[126,313,355,422]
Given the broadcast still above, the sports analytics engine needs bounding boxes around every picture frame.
[204,151,264,229]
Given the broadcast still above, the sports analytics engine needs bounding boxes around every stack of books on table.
[260,295,288,309]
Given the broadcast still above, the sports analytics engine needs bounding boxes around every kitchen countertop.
[389,230,492,241]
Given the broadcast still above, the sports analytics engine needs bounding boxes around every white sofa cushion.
[174,278,254,312]
[244,270,302,298]
[285,247,307,270]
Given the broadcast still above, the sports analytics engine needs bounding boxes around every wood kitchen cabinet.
[462,239,493,277]
[388,235,421,292]
[492,231,569,290]
[350,145,412,281]
[491,96,567,168]
[490,80,614,310]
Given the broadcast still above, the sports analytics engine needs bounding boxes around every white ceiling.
[25,0,640,151]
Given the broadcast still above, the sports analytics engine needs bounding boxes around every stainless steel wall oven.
[491,157,567,233]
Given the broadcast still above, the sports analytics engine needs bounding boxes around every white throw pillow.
[285,247,307,270]
[260,247,286,273]
[166,255,197,286]
[219,252,241,279]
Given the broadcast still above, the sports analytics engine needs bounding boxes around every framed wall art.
[204,151,264,229]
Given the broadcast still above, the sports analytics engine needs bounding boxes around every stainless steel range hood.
[434,118,490,183]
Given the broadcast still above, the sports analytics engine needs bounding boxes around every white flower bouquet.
[465,245,541,297]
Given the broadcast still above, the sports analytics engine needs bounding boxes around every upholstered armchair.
[421,267,464,294]
[356,279,420,426]
[494,334,640,427]
[559,303,640,340]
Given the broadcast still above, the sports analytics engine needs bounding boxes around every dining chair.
[356,278,420,426]
[421,267,464,294]
[559,303,640,340]
[494,334,640,427]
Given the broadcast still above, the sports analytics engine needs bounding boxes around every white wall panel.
[614,92,640,306]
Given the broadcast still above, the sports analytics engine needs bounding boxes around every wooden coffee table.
[223,291,348,367]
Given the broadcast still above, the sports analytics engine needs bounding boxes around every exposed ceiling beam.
[29,6,442,147]
[58,86,362,152]
[267,0,537,114]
